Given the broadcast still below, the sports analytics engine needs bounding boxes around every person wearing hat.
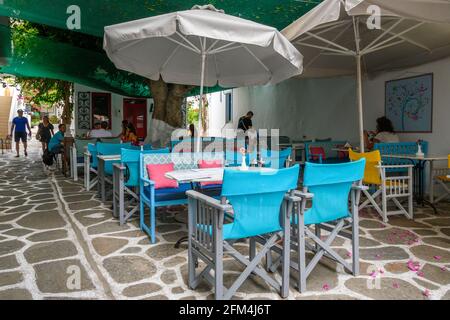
[9,109,32,157]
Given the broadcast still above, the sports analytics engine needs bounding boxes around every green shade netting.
[0,0,321,97]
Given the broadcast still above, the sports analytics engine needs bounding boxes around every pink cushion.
[146,163,179,189]
[198,160,223,187]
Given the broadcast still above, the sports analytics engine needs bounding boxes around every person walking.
[9,109,32,157]
[37,116,54,152]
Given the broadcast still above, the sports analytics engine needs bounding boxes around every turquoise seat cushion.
[144,183,192,202]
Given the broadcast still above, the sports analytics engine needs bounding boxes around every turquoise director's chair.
[84,143,99,191]
[70,138,96,182]
[268,159,366,293]
[96,142,132,201]
[113,148,169,225]
[187,165,300,300]
[260,147,292,169]
[139,152,224,243]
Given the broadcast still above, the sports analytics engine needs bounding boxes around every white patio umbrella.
[103,4,303,147]
[283,0,450,151]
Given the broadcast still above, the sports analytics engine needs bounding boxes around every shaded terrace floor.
[0,139,449,300]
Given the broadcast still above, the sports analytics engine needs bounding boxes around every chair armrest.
[113,163,126,171]
[284,194,303,202]
[186,190,233,212]
[140,177,155,186]
[352,185,369,191]
[292,190,314,199]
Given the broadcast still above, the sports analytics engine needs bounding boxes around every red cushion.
[198,159,223,187]
[146,163,179,190]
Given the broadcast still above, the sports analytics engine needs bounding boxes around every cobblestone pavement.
[0,139,449,300]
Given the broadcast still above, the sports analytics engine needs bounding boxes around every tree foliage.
[11,20,74,124]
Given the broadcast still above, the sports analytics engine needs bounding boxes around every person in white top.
[88,121,113,138]
[364,116,400,150]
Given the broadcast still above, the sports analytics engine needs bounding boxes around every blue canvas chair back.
[143,144,154,150]
[75,139,96,157]
[220,165,300,240]
[97,142,132,175]
[261,148,292,169]
[302,159,365,225]
[96,142,132,156]
[100,137,121,144]
[122,148,170,187]
[374,141,428,171]
[87,143,98,169]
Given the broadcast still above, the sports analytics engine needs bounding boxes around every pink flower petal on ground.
[440,266,447,271]
[322,284,330,291]
[346,251,352,258]
[434,256,442,261]
[393,282,400,289]
[423,289,430,297]
[417,271,425,277]
[407,260,421,272]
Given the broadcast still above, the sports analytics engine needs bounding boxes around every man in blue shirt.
[9,109,32,157]
[48,124,66,154]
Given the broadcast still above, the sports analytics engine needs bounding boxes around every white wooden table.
[165,167,276,184]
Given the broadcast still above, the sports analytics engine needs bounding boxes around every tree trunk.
[200,95,208,135]
[147,77,194,147]
[61,81,73,126]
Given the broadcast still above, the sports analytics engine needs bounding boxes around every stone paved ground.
[0,139,449,300]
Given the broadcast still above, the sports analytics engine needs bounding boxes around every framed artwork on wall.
[385,73,433,133]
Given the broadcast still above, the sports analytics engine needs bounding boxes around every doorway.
[92,93,112,128]
[123,98,147,140]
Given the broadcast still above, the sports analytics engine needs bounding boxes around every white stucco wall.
[363,56,450,157]
[73,84,153,137]
[209,56,450,159]
[208,77,359,143]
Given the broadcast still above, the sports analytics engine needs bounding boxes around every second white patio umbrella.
[283,0,450,151]
[104,4,303,147]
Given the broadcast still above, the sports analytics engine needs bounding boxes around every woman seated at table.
[48,124,66,154]
[122,122,139,146]
[364,116,399,150]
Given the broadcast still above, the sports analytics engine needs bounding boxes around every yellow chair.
[431,154,450,203]
[349,149,414,222]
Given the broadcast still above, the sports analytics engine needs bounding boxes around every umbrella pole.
[196,52,206,152]
[356,54,365,152]
[353,17,365,152]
